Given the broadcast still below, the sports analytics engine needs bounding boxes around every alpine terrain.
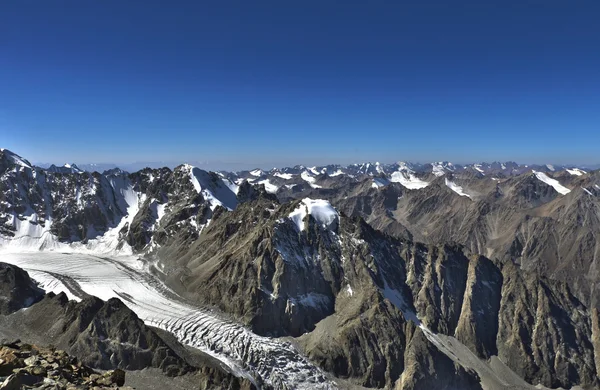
[1,148,599,390]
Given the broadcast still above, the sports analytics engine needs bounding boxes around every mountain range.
[2,147,600,390]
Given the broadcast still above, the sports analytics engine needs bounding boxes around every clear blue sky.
[1,1,599,168]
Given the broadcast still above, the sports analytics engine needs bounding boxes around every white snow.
[273,172,294,180]
[300,171,322,188]
[445,178,473,199]
[288,198,339,232]
[432,162,454,177]
[235,177,256,185]
[390,170,430,189]
[257,179,279,194]
[308,166,320,175]
[432,164,446,177]
[473,164,485,174]
[187,165,238,210]
[329,170,344,177]
[546,164,555,171]
[27,269,81,302]
[532,171,571,195]
[222,178,240,195]
[371,177,389,189]
[345,284,354,297]
[566,168,586,176]
[1,252,334,389]
[148,200,167,232]
[1,149,32,169]
[0,211,58,251]
[249,169,264,177]
[582,187,594,196]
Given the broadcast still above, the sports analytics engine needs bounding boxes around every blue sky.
[1,1,599,169]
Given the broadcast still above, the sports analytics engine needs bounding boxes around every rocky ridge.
[2,148,600,389]
[155,195,600,389]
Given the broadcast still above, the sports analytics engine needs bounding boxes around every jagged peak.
[0,148,32,169]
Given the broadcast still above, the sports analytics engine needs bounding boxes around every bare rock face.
[9,292,191,375]
[3,149,600,389]
[159,195,600,389]
[454,256,503,359]
[309,167,600,311]
[0,262,44,315]
[496,262,597,388]
[397,327,482,390]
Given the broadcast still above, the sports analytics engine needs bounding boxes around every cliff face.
[0,262,44,314]
[158,197,600,389]
[3,149,600,390]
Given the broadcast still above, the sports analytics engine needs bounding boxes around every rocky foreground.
[0,339,128,389]
[0,262,257,390]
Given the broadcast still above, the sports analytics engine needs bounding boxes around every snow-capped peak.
[288,198,339,232]
[431,161,455,177]
[1,149,32,169]
[249,169,265,177]
[390,164,429,189]
[308,166,320,175]
[300,170,322,188]
[185,165,239,210]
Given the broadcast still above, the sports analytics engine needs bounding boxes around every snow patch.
[300,171,322,189]
[445,178,473,199]
[187,165,238,210]
[1,149,32,169]
[288,198,339,232]
[371,177,390,189]
[273,172,294,180]
[257,179,279,194]
[390,170,429,189]
[346,284,353,297]
[566,168,586,176]
[533,171,571,195]
[432,162,454,177]
[308,166,320,175]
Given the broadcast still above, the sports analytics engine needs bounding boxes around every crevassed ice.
[2,253,336,390]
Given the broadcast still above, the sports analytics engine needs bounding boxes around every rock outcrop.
[0,263,44,315]
[158,196,600,389]
[0,339,130,389]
